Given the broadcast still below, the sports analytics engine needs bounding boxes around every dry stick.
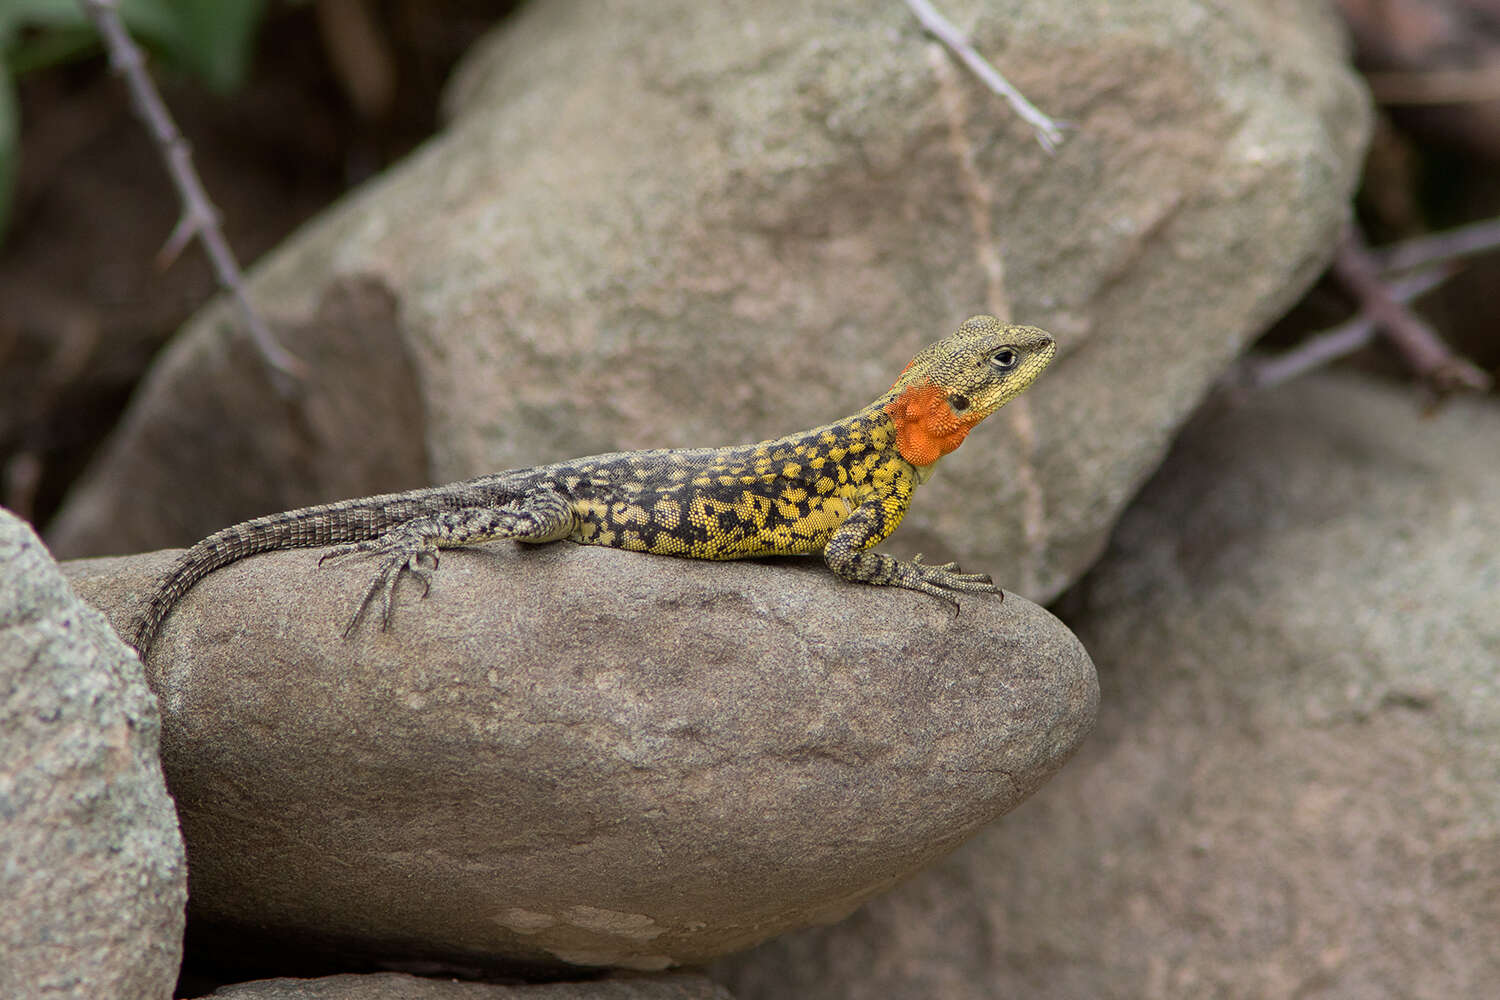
[1372,214,1500,273]
[79,0,305,383]
[1365,64,1500,105]
[1239,267,1454,390]
[1242,215,1500,391]
[1332,225,1492,394]
[903,0,1066,153]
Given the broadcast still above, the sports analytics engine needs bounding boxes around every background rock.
[67,542,1096,972]
[198,971,733,999]
[0,509,186,999]
[49,0,1368,606]
[46,275,428,554]
[713,372,1500,999]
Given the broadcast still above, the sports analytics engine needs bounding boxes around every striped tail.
[126,481,500,655]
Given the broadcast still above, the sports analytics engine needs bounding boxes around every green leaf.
[0,0,271,241]
[0,0,90,45]
[0,0,179,49]
[154,0,270,91]
[1,0,270,91]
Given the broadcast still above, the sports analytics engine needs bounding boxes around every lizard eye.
[949,393,971,412]
[990,348,1019,371]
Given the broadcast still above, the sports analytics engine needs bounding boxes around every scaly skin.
[128,316,1055,654]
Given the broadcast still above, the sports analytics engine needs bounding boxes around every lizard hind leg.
[321,490,577,637]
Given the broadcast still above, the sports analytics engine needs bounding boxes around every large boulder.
[68,541,1096,971]
[0,509,187,999]
[49,0,1369,606]
[714,373,1500,998]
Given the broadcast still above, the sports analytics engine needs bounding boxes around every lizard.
[127,315,1055,655]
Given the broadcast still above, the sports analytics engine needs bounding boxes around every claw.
[406,554,435,599]
[342,574,385,639]
[407,547,441,603]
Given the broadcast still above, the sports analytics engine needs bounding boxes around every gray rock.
[48,275,427,558]
[49,0,1369,607]
[198,971,733,999]
[713,373,1500,999]
[66,541,1095,972]
[0,509,187,999]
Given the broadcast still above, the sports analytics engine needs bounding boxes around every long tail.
[127,480,501,655]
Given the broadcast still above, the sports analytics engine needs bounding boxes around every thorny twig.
[1364,64,1500,106]
[1331,225,1491,394]
[1238,220,1496,394]
[903,0,1067,153]
[1237,267,1453,390]
[79,0,305,385]
[1371,215,1500,273]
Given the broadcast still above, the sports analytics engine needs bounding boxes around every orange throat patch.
[883,381,975,467]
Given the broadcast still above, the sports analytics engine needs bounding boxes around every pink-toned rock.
[70,539,1095,972]
[715,374,1500,999]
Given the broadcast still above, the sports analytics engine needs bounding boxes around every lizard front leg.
[320,489,576,636]
[821,495,999,601]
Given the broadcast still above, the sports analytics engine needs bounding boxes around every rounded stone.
[72,541,1095,971]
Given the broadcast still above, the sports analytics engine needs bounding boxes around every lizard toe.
[927,568,998,594]
[319,539,381,566]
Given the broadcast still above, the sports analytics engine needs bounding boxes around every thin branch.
[1371,214,1500,274]
[1332,225,1491,394]
[79,0,306,384]
[1365,64,1500,106]
[903,0,1067,153]
[1237,267,1454,390]
[1238,215,1500,393]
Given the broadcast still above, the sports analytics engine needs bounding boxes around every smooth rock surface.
[714,373,1500,999]
[50,0,1368,606]
[0,509,187,999]
[198,971,733,1000]
[68,542,1096,971]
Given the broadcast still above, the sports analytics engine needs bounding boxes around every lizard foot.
[320,534,440,637]
[905,553,1001,603]
[824,541,1001,606]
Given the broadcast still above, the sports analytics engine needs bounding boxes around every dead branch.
[1237,267,1454,390]
[1365,64,1500,105]
[903,0,1067,153]
[1372,215,1500,273]
[79,0,305,384]
[1331,225,1491,394]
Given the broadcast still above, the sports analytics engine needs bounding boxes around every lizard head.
[882,316,1056,467]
